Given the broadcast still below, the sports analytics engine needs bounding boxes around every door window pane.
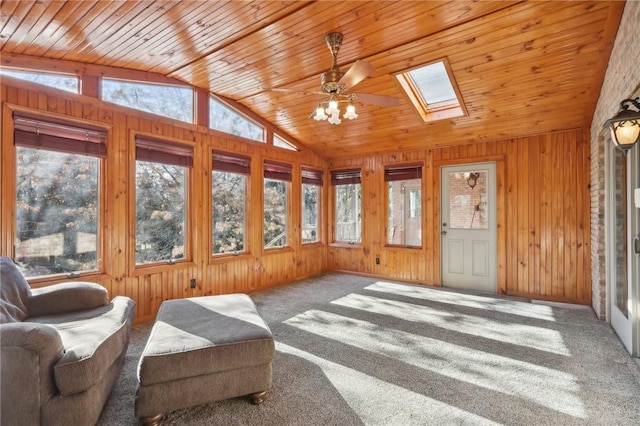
[15,148,98,277]
[448,171,488,230]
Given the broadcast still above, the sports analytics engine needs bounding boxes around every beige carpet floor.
[98,273,640,425]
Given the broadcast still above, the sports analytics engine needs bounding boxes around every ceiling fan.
[274,32,399,125]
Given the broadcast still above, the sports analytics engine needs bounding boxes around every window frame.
[209,94,265,143]
[330,168,363,246]
[273,133,299,151]
[211,150,251,258]
[130,133,194,273]
[263,160,292,251]
[395,58,467,123]
[384,162,423,249]
[12,110,108,280]
[101,77,195,124]
[0,67,80,94]
[301,167,324,245]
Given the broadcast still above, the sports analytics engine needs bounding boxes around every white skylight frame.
[395,58,467,123]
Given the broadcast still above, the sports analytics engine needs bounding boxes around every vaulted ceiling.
[0,1,625,160]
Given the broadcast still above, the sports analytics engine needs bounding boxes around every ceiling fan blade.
[353,92,400,107]
[339,60,374,90]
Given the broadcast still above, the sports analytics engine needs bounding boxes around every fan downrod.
[321,32,346,94]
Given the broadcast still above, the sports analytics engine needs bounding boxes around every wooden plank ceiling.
[0,1,624,160]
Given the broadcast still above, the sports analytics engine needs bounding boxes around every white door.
[608,142,640,355]
[441,163,497,293]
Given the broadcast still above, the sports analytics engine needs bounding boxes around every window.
[212,151,250,255]
[135,136,192,265]
[102,79,193,123]
[263,160,292,248]
[395,59,466,122]
[1,69,79,93]
[274,134,298,151]
[209,95,264,142]
[14,114,106,277]
[385,163,422,247]
[302,167,323,244]
[331,169,362,243]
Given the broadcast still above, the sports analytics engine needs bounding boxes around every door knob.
[634,235,640,256]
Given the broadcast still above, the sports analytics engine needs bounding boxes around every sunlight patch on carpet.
[367,281,556,322]
[284,310,586,418]
[276,342,502,426]
[331,293,570,355]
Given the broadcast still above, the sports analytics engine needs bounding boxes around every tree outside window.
[14,116,105,277]
[302,167,323,244]
[212,151,250,255]
[263,161,292,248]
[135,137,192,265]
[210,96,264,142]
[1,69,79,93]
[102,78,193,123]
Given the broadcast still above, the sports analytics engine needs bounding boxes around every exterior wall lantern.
[604,97,640,154]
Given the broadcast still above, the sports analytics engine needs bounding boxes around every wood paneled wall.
[1,79,327,323]
[1,77,592,314]
[327,130,591,305]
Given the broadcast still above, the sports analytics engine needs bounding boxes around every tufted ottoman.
[135,294,275,425]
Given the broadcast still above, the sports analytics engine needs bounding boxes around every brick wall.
[589,1,640,319]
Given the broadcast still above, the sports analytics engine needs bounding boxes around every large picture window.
[212,151,250,255]
[14,114,106,277]
[263,160,292,248]
[135,136,192,265]
[385,163,422,247]
[302,167,323,244]
[331,169,362,243]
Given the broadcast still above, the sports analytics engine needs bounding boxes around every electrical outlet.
[375,257,380,265]
[189,278,196,289]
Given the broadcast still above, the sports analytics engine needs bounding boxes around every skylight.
[395,59,466,122]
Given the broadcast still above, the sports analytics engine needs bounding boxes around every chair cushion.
[0,257,32,323]
[27,296,136,396]
[139,294,274,386]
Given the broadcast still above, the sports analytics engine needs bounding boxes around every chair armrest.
[28,282,109,317]
[1,323,65,424]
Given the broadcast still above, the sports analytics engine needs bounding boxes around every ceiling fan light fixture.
[326,95,340,115]
[328,110,342,125]
[314,103,328,121]
[344,102,358,120]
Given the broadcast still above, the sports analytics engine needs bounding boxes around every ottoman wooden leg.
[139,414,163,426]
[249,390,267,405]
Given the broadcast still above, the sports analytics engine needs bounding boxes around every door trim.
[433,155,506,294]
